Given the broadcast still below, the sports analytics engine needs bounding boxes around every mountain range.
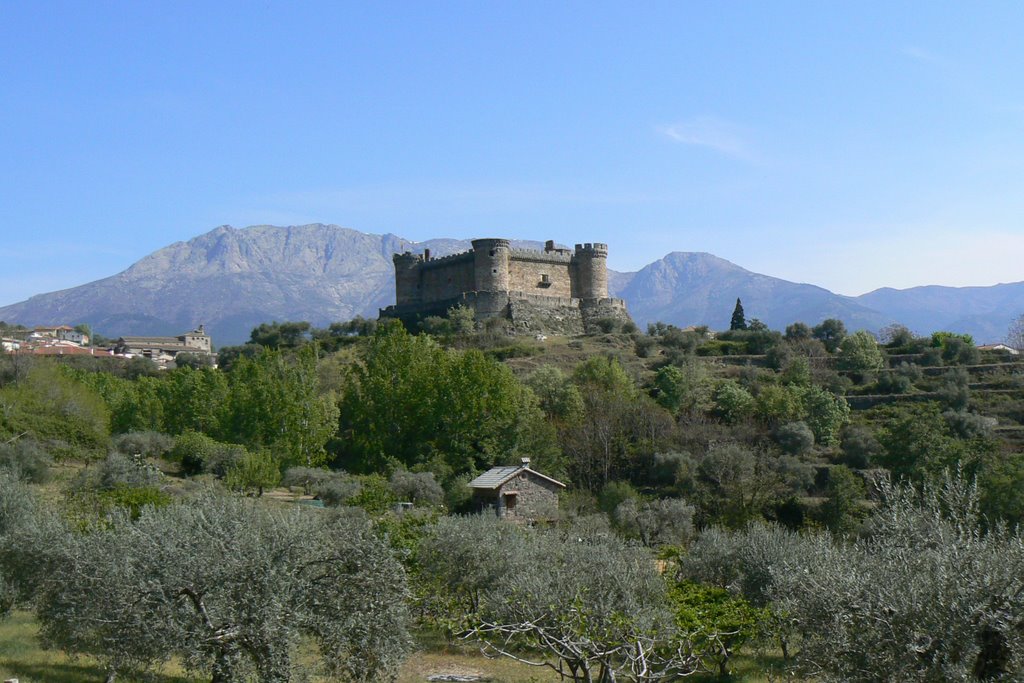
[0,224,1019,346]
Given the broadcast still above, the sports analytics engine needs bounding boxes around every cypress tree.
[730,298,747,331]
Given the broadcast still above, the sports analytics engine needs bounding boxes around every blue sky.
[2,1,1023,307]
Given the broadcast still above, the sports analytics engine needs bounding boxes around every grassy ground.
[1,610,788,682]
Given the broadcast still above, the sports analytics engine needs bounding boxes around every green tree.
[730,298,747,331]
[225,449,282,496]
[223,345,338,469]
[339,321,545,479]
[812,318,847,353]
[818,464,864,534]
[837,330,885,383]
[799,385,850,447]
[0,364,111,459]
[249,320,312,349]
[158,366,229,435]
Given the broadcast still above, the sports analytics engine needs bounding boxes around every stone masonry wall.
[418,254,475,304]
[497,471,561,521]
[507,256,573,298]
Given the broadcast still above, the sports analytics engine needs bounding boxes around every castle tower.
[572,243,609,299]
[471,238,511,292]
[393,252,422,306]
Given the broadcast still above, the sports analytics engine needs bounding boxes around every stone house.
[468,458,565,522]
[116,325,213,364]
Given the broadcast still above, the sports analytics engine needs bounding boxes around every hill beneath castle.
[0,224,1019,345]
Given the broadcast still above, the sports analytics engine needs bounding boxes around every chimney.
[521,457,531,466]
[544,240,554,252]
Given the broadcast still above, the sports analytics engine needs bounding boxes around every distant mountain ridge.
[0,224,1019,345]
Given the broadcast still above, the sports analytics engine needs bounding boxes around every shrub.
[775,421,814,455]
[316,477,363,507]
[112,431,174,459]
[281,466,334,494]
[839,425,883,469]
[0,439,52,484]
[170,431,247,478]
[86,452,163,491]
[389,470,443,507]
[614,497,695,547]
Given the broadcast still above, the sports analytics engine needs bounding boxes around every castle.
[379,238,632,334]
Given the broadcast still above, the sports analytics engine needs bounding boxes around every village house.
[116,325,213,366]
[468,457,565,522]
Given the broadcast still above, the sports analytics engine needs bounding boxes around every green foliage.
[74,371,165,434]
[562,357,674,490]
[712,380,755,424]
[730,298,747,331]
[224,449,282,496]
[222,345,338,469]
[694,444,812,528]
[158,366,228,435]
[784,322,811,341]
[653,365,686,411]
[799,385,850,446]
[877,404,994,482]
[169,430,247,478]
[812,318,847,353]
[96,484,173,520]
[837,330,885,382]
[339,322,545,480]
[524,365,585,425]
[0,438,52,483]
[754,383,804,427]
[598,480,638,515]
[281,465,334,495]
[0,364,110,459]
[775,421,814,455]
[249,320,312,348]
[669,580,768,677]
[818,465,865,534]
[839,424,883,468]
[111,430,174,458]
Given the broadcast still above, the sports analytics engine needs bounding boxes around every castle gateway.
[380,238,633,334]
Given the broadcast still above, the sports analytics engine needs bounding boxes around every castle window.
[539,273,551,288]
[489,250,495,257]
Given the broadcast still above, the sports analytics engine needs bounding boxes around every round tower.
[471,238,511,292]
[392,252,422,306]
[573,243,609,299]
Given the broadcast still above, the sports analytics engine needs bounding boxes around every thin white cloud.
[901,45,949,67]
[658,117,755,162]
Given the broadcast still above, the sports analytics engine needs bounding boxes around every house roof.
[468,463,566,490]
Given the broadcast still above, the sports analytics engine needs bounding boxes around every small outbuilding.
[468,457,565,522]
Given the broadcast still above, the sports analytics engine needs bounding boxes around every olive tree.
[772,475,1024,681]
[0,479,411,682]
[420,515,714,682]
